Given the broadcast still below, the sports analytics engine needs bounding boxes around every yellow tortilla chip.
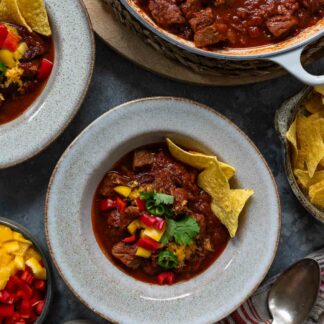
[166,138,235,180]
[0,0,31,32]
[293,169,324,191]
[197,161,254,238]
[286,118,298,164]
[294,169,310,189]
[296,114,324,177]
[304,93,324,114]
[314,86,324,96]
[309,180,324,208]
[17,0,51,36]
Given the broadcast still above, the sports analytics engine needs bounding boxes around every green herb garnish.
[158,250,178,269]
[140,192,175,217]
[161,216,200,245]
[0,62,7,78]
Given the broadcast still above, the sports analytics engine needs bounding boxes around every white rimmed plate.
[0,0,94,169]
[46,97,281,323]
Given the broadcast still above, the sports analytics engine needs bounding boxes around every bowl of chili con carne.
[118,0,324,85]
[0,217,53,324]
[0,0,94,169]
[46,97,281,323]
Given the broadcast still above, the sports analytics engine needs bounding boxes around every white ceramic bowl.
[0,0,94,169]
[45,97,281,323]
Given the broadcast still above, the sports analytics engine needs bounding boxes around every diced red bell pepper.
[21,270,34,286]
[35,300,45,316]
[0,291,10,304]
[20,283,33,299]
[2,31,20,52]
[136,198,146,212]
[19,300,32,319]
[154,217,166,231]
[157,272,175,285]
[0,305,14,317]
[122,234,137,244]
[34,279,46,291]
[116,197,127,214]
[0,24,8,48]
[99,199,117,211]
[139,214,157,227]
[139,214,166,231]
[137,237,160,252]
[5,276,23,293]
[38,58,53,81]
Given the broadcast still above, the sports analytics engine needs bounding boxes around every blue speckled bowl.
[0,217,53,324]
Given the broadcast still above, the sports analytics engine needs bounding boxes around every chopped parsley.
[0,62,7,78]
[161,216,200,245]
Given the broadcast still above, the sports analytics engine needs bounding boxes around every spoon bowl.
[268,259,320,324]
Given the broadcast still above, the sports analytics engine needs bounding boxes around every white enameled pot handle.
[270,46,324,86]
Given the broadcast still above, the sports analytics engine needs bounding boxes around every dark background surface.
[1,36,324,323]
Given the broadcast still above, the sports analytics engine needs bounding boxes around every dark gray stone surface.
[1,36,324,323]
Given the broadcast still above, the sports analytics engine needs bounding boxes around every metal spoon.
[268,258,320,324]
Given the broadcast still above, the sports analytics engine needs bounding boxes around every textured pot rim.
[0,217,53,324]
[120,0,324,61]
[45,97,281,323]
[0,0,95,170]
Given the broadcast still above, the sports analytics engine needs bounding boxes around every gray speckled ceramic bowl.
[0,217,53,324]
[45,97,281,324]
[0,0,95,169]
[275,87,324,223]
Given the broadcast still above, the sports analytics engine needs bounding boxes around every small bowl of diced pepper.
[0,217,52,324]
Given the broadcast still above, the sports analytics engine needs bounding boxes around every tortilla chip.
[309,180,324,208]
[304,93,324,114]
[296,114,324,177]
[294,169,310,189]
[286,118,298,164]
[197,161,254,238]
[0,0,31,32]
[17,0,51,36]
[166,138,236,180]
[314,86,324,96]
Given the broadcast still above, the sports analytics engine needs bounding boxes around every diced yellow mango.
[5,262,17,277]
[12,232,32,244]
[0,269,10,290]
[127,220,141,234]
[14,256,25,271]
[26,257,46,279]
[0,250,13,267]
[142,227,165,242]
[0,225,13,243]
[3,241,20,253]
[25,247,42,261]
[114,186,132,198]
[136,247,151,258]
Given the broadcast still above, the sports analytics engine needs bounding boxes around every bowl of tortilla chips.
[276,86,324,222]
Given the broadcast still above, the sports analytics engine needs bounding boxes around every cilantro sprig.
[140,192,174,217]
[161,216,200,245]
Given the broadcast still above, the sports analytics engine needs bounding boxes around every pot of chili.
[119,0,324,85]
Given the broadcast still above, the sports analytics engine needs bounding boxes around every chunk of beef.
[133,150,155,170]
[136,172,155,184]
[302,0,320,11]
[19,61,40,79]
[99,172,129,196]
[189,8,214,32]
[172,188,189,214]
[180,0,203,19]
[107,207,138,228]
[194,23,229,47]
[142,254,160,275]
[148,0,186,26]
[266,15,298,37]
[124,206,140,220]
[112,242,142,269]
[191,213,206,236]
[14,25,49,61]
